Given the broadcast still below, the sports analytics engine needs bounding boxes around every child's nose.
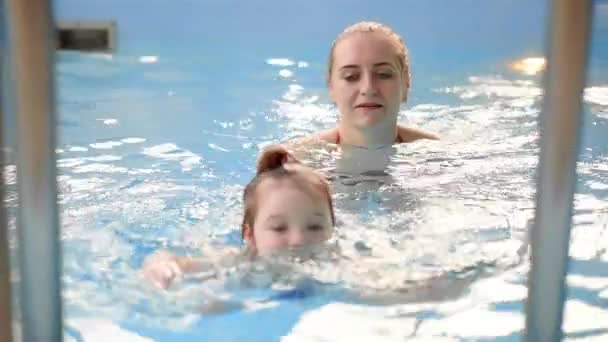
[288,230,307,248]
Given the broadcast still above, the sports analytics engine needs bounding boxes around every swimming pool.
[3,0,608,340]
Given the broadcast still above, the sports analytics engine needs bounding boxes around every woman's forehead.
[333,32,400,68]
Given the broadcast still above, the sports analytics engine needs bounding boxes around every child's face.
[245,179,333,256]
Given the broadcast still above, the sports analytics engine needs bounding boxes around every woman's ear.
[401,71,410,103]
[327,74,338,103]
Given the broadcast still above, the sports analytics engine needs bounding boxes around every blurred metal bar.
[525,0,593,341]
[0,2,15,340]
[0,78,14,342]
[5,0,63,340]
[0,168,13,341]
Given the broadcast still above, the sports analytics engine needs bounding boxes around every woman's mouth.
[355,103,383,110]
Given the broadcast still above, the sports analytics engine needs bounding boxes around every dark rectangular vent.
[56,21,115,52]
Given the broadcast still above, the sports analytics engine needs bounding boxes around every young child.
[142,145,527,306]
[142,144,336,289]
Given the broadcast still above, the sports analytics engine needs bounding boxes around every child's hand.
[141,251,183,289]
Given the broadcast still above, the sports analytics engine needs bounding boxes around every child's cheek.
[257,235,285,254]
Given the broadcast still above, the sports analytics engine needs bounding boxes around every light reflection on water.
[2,52,607,340]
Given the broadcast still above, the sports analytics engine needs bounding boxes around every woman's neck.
[337,121,398,148]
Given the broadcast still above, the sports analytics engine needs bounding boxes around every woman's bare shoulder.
[283,130,339,159]
[315,129,339,143]
[397,125,439,143]
[286,129,338,146]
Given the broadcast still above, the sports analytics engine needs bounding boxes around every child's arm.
[141,247,242,289]
[141,251,203,289]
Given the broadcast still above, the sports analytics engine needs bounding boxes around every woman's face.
[329,31,405,131]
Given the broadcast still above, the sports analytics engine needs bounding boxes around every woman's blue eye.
[378,72,393,79]
[344,74,359,82]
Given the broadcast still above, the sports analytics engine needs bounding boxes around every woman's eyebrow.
[339,62,395,71]
[373,62,396,68]
[339,64,360,71]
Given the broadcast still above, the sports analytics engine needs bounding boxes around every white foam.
[242,299,280,313]
[139,55,159,64]
[58,155,122,169]
[417,307,523,338]
[436,76,542,100]
[90,53,113,61]
[73,163,128,174]
[284,303,417,341]
[68,146,89,152]
[297,61,309,68]
[563,299,608,334]
[142,143,202,171]
[90,141,123,150]
[143,143,179,156]
[58,158,86,168]
[410,104,449,111]
[267,58,295,66]
[64,177,113,192]
[471,277,527,302]
[445,84,542,99]
[575,193,608,211]
[585,86,608,106]
[274,100,337,128]
[121,137,146,144]
[3,165,16,185]
[66,319,154,342]
[282,84,304,101]
[567,274,608,290]
[208,143,230,152]
[180,156,202,170]
[124,181,195,195]
[279,69,294,78]
[588,181,608,190]
[289,84,304,92]
[128,168,158,175]
[508,97,537,108]
[98,118,119,126]
[87,155,122,162]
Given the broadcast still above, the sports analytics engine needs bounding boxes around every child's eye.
[308,224,324,232]
[272,225,287,233]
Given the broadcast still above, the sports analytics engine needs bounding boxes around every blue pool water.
[3,0,608,340]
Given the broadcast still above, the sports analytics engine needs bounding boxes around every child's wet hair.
[327,21,411,102]
[241,145,335,238]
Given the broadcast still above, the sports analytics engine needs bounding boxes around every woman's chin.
[355,115,386,129]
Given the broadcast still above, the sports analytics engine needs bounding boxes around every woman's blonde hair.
[326,21,411,102]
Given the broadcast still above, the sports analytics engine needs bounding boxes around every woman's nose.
[360,73,378,96]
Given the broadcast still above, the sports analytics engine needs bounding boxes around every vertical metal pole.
[0,177,13,340]
[0,3,15,341]
[0,87,14,342]
[525,1,593,341]
[5,0,63,340]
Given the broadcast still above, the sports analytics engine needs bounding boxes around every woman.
[302,21,438,149]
